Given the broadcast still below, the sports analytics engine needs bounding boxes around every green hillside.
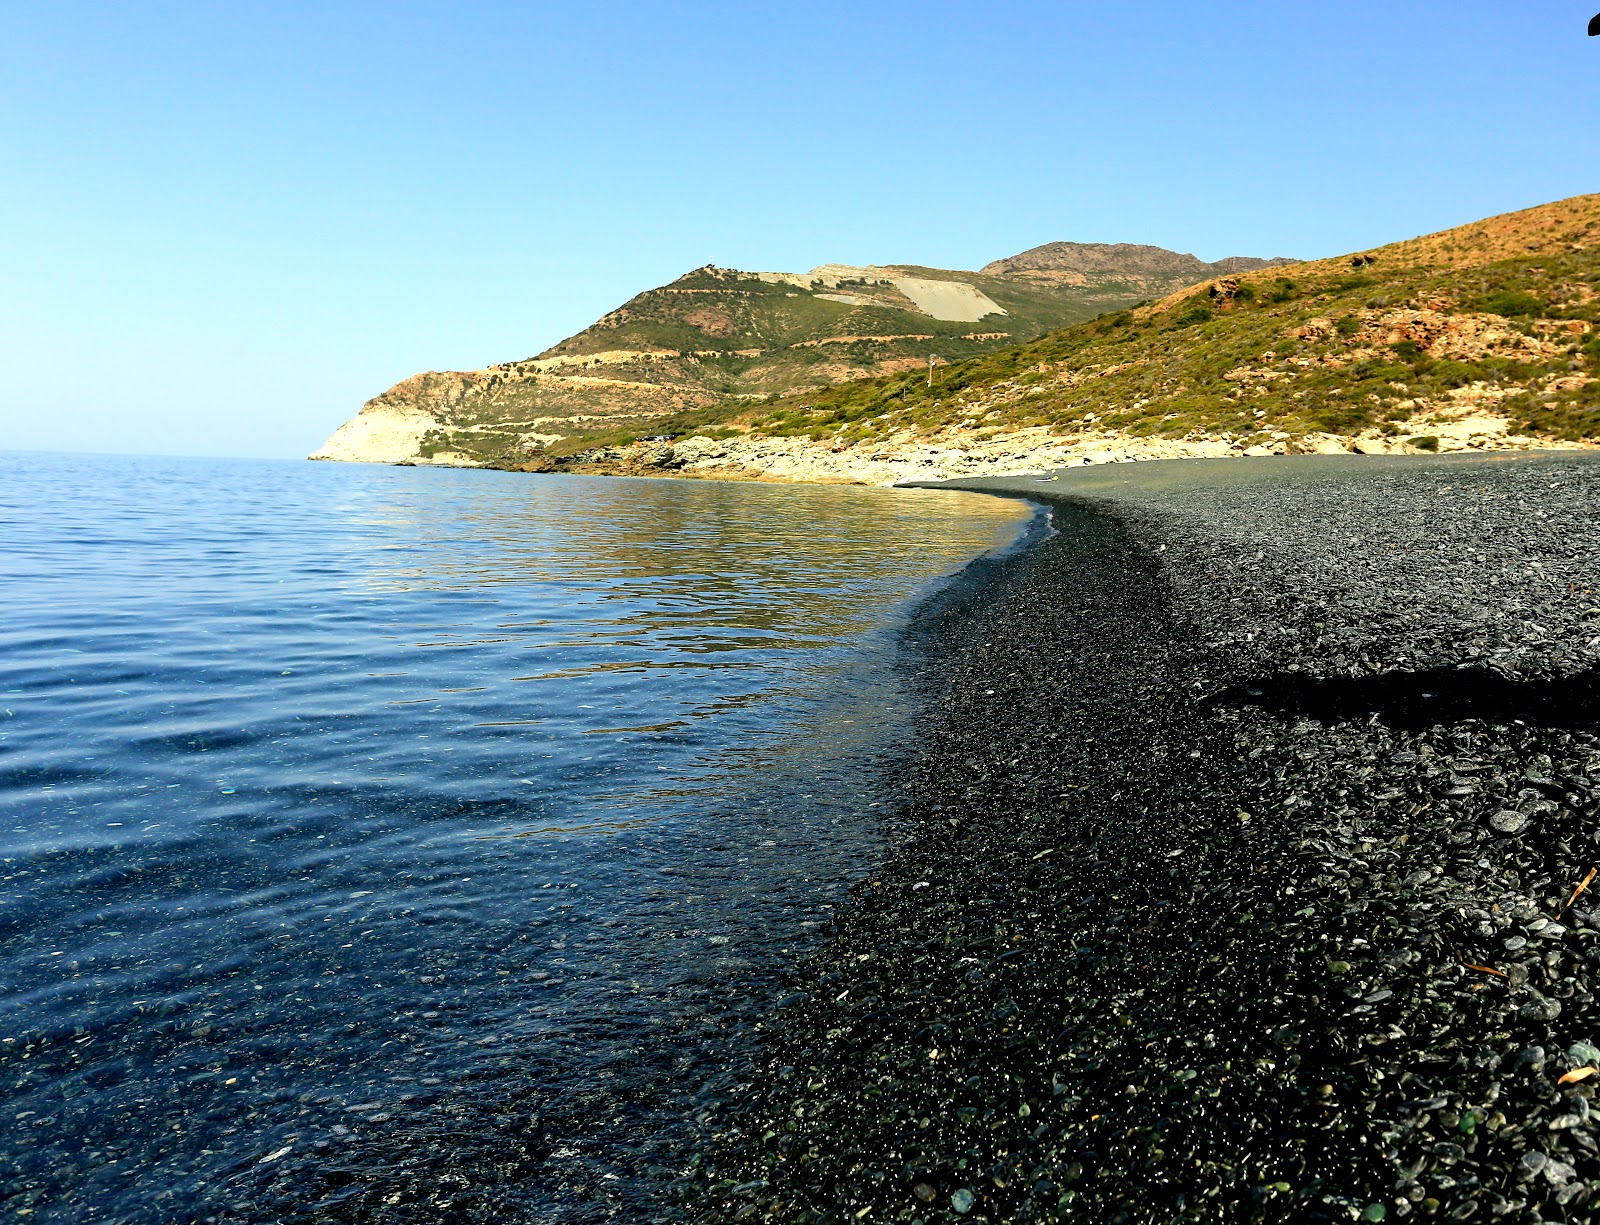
[647,194,1600,454]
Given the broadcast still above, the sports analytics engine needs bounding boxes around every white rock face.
[751,264,1005,321]
[309,405,435,464]
[888,277,1005,323]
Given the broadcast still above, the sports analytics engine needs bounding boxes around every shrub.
[1485,290,1542,317]
[1432,359,1484,388]
[1514,384,1600,440]
[1306,395,1369,433]
[1268,278,1296,303]
[1352,360,1411,384]
[1482,356,1539,383]
[1334,315,1361,337]
[1174,303,1213,327]
[1407,435,1440,451]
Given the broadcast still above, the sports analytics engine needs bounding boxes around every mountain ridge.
[980,242,1296,281]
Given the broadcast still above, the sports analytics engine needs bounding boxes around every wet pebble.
[690,456,1600,1224]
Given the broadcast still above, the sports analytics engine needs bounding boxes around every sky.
[2,2,1598,459]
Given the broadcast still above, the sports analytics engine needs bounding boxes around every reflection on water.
[0,453,1032,1222]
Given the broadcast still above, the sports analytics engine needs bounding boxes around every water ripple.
[0,451,1030,1222]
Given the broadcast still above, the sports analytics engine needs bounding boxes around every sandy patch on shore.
[668,430,1233,485]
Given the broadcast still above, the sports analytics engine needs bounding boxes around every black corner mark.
[1211,666,1600,731]
[1591,12,1600,35]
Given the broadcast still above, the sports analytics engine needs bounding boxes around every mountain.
[979,242,1295,282]
[635,193,1598,476]
[310,243,1294,466]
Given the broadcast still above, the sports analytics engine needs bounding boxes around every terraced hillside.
[310,246,1290,466]
[658,194,1600,459]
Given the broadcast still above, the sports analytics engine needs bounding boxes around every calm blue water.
[0,452,1032,1223]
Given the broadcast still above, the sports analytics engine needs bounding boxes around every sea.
[0,452,1035,1223]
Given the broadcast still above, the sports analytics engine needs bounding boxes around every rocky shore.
[546,422,1588,488]
[686,451,1600,1223]
[310,402,1592,487]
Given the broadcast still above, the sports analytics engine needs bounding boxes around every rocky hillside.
[602,193,1597,480]
[310,243,1291,466]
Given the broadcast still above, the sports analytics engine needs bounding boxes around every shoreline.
[688,451,1600,1222]
[314,430,1600,489]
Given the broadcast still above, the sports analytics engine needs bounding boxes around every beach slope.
[691,451,1600,1223]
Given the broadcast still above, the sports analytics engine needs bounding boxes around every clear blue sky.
[3,2,1597,458]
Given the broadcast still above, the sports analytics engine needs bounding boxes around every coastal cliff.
[308,387,451,465]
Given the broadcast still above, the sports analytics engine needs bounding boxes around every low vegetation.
[631,195,1600,454]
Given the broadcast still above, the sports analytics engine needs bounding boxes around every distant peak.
[980,241,1295,279]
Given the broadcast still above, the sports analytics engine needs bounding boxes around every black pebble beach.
[687,452,1600,1224]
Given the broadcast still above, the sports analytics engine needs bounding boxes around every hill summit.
[980,242,1295,282]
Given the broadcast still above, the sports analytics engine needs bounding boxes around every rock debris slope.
[688,452,1600,1224]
